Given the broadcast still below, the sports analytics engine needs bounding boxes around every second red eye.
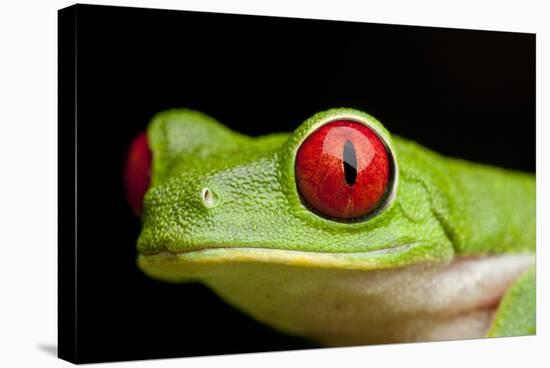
[124,132,152,216]
[295,120,391,220]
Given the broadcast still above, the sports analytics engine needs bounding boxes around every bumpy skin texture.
[139,109,449,266]
[136,108,536,341]
[487,267,536,337]
[138,108,534,258]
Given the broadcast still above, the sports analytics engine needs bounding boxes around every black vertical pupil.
[343,140,358,186]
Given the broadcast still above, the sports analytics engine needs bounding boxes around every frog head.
[129,108,454,282]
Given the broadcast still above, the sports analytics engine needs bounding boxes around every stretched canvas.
[58,4,535,363]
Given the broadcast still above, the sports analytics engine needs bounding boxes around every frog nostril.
[201,187,219,208]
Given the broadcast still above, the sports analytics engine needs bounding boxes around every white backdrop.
[0,0,547,367]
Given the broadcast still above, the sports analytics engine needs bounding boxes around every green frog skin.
[129,108,535,346]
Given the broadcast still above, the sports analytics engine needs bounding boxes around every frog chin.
[138,249,534,345]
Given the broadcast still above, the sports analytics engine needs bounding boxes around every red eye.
[124,132,152,215]
[295,120,391,220]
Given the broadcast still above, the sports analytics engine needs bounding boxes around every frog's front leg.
[487,267,536,337]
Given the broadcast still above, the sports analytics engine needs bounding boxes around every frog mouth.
[137,242,419,274]
[137,243,533,287]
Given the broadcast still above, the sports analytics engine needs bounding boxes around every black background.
[62,4,534,363]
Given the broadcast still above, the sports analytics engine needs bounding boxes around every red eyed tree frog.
[124,108,535,345]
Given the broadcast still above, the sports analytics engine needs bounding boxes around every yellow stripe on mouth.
[136,243,434,282]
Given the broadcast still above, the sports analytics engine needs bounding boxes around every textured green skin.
[137,108,535,337]
[487,267,536,337]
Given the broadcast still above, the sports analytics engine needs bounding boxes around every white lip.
[138,242,424,275]
[152,242,415,257]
